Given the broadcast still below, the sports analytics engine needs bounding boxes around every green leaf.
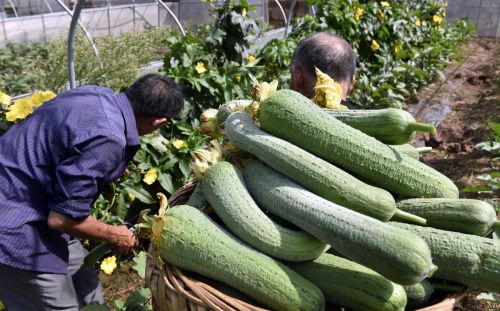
[488,122,500,140]
[124,287,152,308]
[460,185,493,193]
[158,172,175,194]
[178,159,191,177]
[111,299,126,310]
[122,185,155,204]
[80,304,111,311]
[132,251,147,278]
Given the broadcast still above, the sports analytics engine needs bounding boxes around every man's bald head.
[290,32,356,98]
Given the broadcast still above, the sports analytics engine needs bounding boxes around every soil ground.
[99,38,500,310]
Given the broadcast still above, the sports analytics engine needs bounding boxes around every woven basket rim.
[145,181,468,311]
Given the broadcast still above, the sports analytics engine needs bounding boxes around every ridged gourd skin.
[156,205,326,311]
[260,90,459,199]
[288,253,408,311]
[201,161,327,262]
[225,112,396,221]
[390,222,500,293]
[402,279,435,308]
[243,161,434,285]
[396,198,498,236]
[324,108,430,145]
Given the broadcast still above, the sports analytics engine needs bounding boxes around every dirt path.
[412,38,500,310]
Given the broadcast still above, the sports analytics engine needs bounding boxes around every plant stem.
[393,209,427,226]
[416,147,433,154]
[494,220,500,231]
[407,122,437,134]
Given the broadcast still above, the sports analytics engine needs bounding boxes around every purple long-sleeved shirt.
[0,86,140,274]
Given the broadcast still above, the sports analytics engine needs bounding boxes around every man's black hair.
[292,32,356,83]
[124,74,184,118]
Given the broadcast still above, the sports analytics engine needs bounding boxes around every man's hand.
[109,225,139,254]
[48,211,138,254]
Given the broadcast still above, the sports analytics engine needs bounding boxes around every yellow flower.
[0,91,11,107]
[394,42,403,54]
[241,8,247,18]
[442,1,448,7]
[415,17,421,27]
[442,10,446,17]
[171,139,188,149]
[31,90,56,107]
[195,62,207,74]
[143,169,158,185]
[313,67,346,110]
[354,7,363,21]
[128,192,136,202]
[433,15,443,26]
[380,1,390,7]
[245,55,256,62]
[235,75,241,82]
[0,299,4,310]
[5,97,35,122]
[370,40,380,51]
[100,256,117,275]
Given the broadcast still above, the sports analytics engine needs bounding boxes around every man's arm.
[47,135,137,253]
[47,211,137,253]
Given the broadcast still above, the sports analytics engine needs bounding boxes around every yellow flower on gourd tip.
[5,97,35,122]
[195,62,207,74]
[415,17,421,27]
[354,7,363,21]
[433,15,443,26]
[380,1,389,7]
[370,40,380,51]
[0,91,11,107]
[31,90,56,107]
[128,192,136,203]
[100,256,117,275]
[242,8,247,18]
[246,55,256,62]
[171,139,188,149]
[143,168,158,185]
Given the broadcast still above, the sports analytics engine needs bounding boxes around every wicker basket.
[145,181,467,311]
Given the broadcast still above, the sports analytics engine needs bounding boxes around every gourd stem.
[494,220,500,230]
[393,209,427,226]
[416,147,432,154]
[407,122,437,134]
[432,283,465,293]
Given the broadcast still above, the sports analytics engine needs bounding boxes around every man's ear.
[152,117,168,128]
[290,64,303,90]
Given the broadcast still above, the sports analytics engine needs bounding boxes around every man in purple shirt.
[0,73,184,310]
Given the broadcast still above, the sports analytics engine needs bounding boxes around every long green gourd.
[324,108,436,145]
[243,161,435,285]
[259,89,458,199]
[288,253,407,311]
[151,205,325,311]
[225,112,422,223]
[201,161,327,262]
[389,144,432,160]
[402,279,435,308]
[390,222,500,293]
[395,198,499,236]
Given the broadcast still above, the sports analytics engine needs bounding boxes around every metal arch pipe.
[273,0,287,26]
[6,0,18,17]
[42,0,54,13]
[156,0,186,37]
[284,0,297,37]
[68,0,85,89]
[54,0,99,58]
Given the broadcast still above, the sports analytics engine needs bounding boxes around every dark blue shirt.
[0,86,140,274]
